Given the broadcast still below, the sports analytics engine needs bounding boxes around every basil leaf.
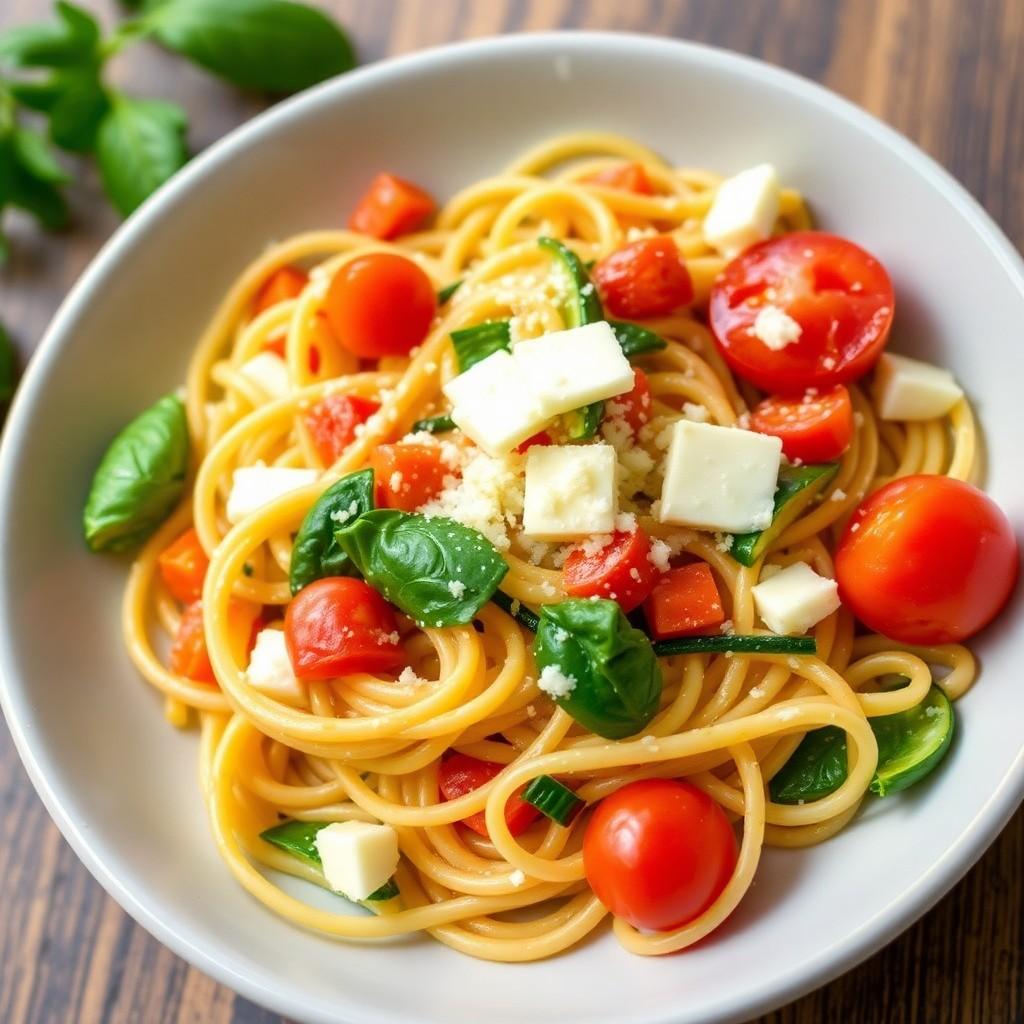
[410,414,456,435]
[96,95,187,215]
[151,0,356,93]
[289,469,374,595]
[7,79,65,113]
[535,599,662,740]
[83,393,189,552]
[450,320,511,373]
[337,509,508,627]
[769,726,847,805]
[437,280,462,304]
[0,323,17,404]
[609,320,667,358]
[869,686,954,796]
[47,68,109,152]
[7,158,68,229]
[12,127,69,184]
[0,1,99,68]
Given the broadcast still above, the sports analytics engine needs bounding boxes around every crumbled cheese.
[830,488,847,502]
[713,531,733,552]
[615,512,638,533]
[751,305,802,351]
[329,499,360,525]
[682,402,710,423]
[580,533,613,557]
[719,619,735,635]
[509,869,526,887]
[538,664,577,698]
[390,471,404,493]
[526,704,537,718]
[447,580,467,599]
[648,539,672,572]
[397,666,425,686]
[552,627,569,643]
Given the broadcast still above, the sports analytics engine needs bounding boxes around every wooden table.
[1,1,1021,1021]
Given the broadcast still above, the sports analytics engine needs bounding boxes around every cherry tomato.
[593,237,694,320]
[438,752,539,839]
[608,367,652,434]
[583,162,653,195]
[516,430,553,454]
[284,578,405,680]
[709,232,894,394]
[583,779,738,932]
[835,475,1018,644]
[749,385,854,463]
[370,443,450,511]
[563,528,659,613]
[349,173,436,240]
[302,394,380,466]
[253,266,307,316]
[324,253,437,359]
[157,527,209,603]
[644,562,725,639]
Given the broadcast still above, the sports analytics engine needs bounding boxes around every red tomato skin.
[644,562,725,640]
[438,753,539,838]
[563,529,659,613]
[516,430,553,454]
[593,237,694,320]
[253,266,307,315]
[835,475,1019,644]
[608,368,651,434]
[749,385,854,463]
[324,253,437,359]
[583,779,738,932]
[583,162,653,195]
[709,232,894,394]
[349,173,436,240]
[302,394,380,466]
[157,527,209,603]
[284,578,405,680]
[370,443,450,512]
[169,600,215,683]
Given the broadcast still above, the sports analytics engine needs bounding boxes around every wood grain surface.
[1,1,1022,1022]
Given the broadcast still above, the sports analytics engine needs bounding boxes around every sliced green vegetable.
[609,320,667,359]
[563,400,604,441]
[652,635,817,657]
[535,599,662,740]
[522,775,585,825]
[450,320,511,373]
[336,509,508,627]
[870,686,954,796]
[730,463,839,567]
[538,236,603,327]
[289,469,374,595]
[411,414,456,435]
[491,590,540,632]
[437,280,462,304]
[83,393,189,552]
[770,726,847,805]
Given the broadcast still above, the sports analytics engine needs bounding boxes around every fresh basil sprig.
[0,322,16,405]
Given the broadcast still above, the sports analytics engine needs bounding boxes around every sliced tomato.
[157,527,209,604]
[644,562,725,640]
[263,334,287,358]
[284,578,405,681]
[516,430,553,453]
[438,752,540,839]
[349,173,436,240]
[593,237,694,319]
[253,266,307,316]
[169,600,260,685]
[563,528,659,613]
[583,162,653,194]
[302,394,380,466]
[370,443,450,511]
[709,231,894,394]
[325,253,437,359]
[608,367,651,434]
[750,385,854,463]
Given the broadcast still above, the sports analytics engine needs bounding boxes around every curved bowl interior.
[1,32,1022,1024]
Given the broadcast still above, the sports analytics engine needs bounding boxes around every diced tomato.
[563,528,659,613]
[644,562,725,640]
[157,527,209,604]
[169,599,260,685]
[516,430,553,453]
[349,173,436,240]
[284,578,405,680]
[438,752,540,839]
[583,162,653,195]
[608,368,652,434]
[370,443,450,511]
[750,385,854,463]
[263,335,286,358]
[593,237,694,319]
[302,394,380,466]
[325,252,437,359]
[709,231,894,394]
[253,266,308,316]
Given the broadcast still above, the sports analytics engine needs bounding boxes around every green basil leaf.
[0,1,99,68]
[609,320,667,358]
[7,159,68,229]
[437,280,462,304]
[535,599,662,740]
[96,95,187,215]
[151,0,356,93]
[450,320,511,373]
[289,469,374,595]
[869,686,954,796]
[410,414,456,435]
[12,127,70,184]
[7,78,65,112]
[48,68,109,152]
[337,509,508,627]
[83,393,189,552]
[0,322,17,404]
[769,726,847,805]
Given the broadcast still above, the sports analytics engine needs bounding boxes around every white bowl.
[1,32,1022,1024]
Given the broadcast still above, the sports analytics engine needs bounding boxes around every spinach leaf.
[0,323,16,404]
[83,393,189,552]
[336,509,508,627]
[609,320,667,358]
[450,320,510,373]
[289,469,373,595]
[769,726,847,805]
[535,599,662,740]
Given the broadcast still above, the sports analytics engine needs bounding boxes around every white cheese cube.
[703,164,780,257]
[659,420,782,533]
[245,628,306,706]
[751,561,840,635]
[443,349,546,456]
[226,465,318,524]
[238,352,291,401]
[513,322,634,419]
[522,444,617,539]
[873,352,963,420]
[314,821,399,901]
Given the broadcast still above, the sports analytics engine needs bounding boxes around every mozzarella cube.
[314,821,399,901]
[659,420,782,533]
[522,444,617,539]
[245,628,306,706]
[873,352,963,420]
[443,349,546,456]
[513,322,634,418]
[752,561,840,635]
[238,352,290,401]
[703,164,780,257]
[226,465,318,524]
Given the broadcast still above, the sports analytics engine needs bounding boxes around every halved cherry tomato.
[438,752,540,839]
[325,253,437,359]
[608,367,651,434]
[584,779,737,932]
[644,562,725,640]
[709,231,894,394]
[302,394,380,466]
[263,335,286,358]
[750,385,854,463]
[593,237,694,319]
[253,266,308,316]
[835,475,1018,644]
[169,600,260,685]
[284,578,405,681]
[583,162,653,195]
[370,443,450,511]
[516,430,553,454]
[349,173,436,240]
[563,528,659,613]
[157,527,209,603]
